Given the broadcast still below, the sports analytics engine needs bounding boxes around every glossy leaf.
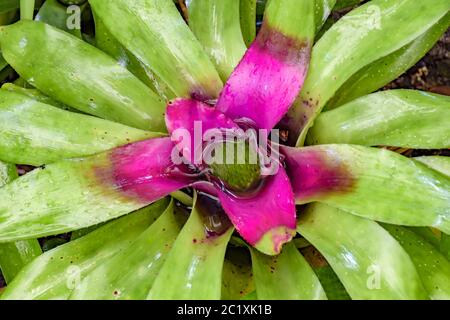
[0,91,162,166]
[240,0,257,46]
[313,266,350,300]
[334,0,363,10]
[93,14,174,100]
[383,224,450,300]
[251,242,326,300]
[297,203,428,299]
[20,0,34,20]
[307,90,450,149]
[148,194,233,300]
[216,0,314,132]
[0,0,19,13]
[2,83,73,111]
[35,0,82,37]
[283,144,450,233]
[189,0,246,80]
[415,156,450,260]
[284,0,450,145]
[441,234,450,261]
[0,199,169,300]
[0,20,166,131]
[221,247,254,300]
[327,15,450,109]
[314,0,336,33]
[0,138,194,242]
[70,201,185,300]
[218,167,297,256]
[408,227,441,250]
[415,156,450,177]
[89,0,223,100]
[0,161,41,284]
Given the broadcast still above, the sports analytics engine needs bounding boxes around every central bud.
[208,139,262,193]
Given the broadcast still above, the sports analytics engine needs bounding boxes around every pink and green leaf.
[216,0,314,131]
[285,0,450,146]
[165,98,239,165]
[0,90,161,166]
[297,203,428,300]
[307,90,450,149]
[283,144,450,233]
[218,167,297,256]
[0,199,169,300]
[0,138,193,241]
[89,0,223,100]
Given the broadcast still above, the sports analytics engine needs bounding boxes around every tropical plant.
[0,0,449,300]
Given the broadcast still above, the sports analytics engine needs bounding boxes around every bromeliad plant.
[0,0,449,300]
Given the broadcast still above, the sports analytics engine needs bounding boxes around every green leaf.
[189,0,246,81]
[239,0,257,47]
[0,20,166,131]
[415,156,450,261]
[441,234,450,261]
[0,9,18,25]
[93,13,175,100]
[0,1,19,13]
[297,203,428,299]
[89,0,222,100]
[20,0,35,20]
[0,240,42,284]
[221,247,255,300]
[288,145,450,234]
[241,290,257,300]
[148,194,233,300]
[0,199,169,300]
[0,90,161,166]
[415,156,450,177]
[35,0,82,37]
[307,90,450,149]
[408,227,441,250]
[0,149,153,242]
[286,0,450,145]
[70,200,185,299]
[251,242,327,300]
[0,160,41,284]
[313,266,350,300]
[334,0,363,10]
[383,224,450,300]
[0,160,17,185]
[314,0,336,33]
[326,14,450,109]
[2,83,74,111]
